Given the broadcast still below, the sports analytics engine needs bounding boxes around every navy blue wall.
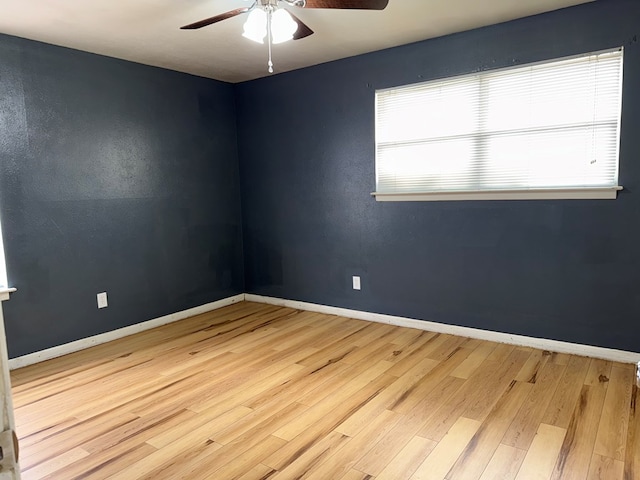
[2,0,639,359]
[0,35,244,358]
[236,0,640,352]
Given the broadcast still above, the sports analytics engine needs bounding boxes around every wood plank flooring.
[10,301,640,479]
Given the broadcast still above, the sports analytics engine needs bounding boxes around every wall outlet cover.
[352,276,361,290]
[97,292,108,309]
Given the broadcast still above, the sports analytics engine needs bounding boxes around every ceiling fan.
[181,0,389,73]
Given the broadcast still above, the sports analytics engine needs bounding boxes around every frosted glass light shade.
[271,9,298,44]
[243,9,267,43]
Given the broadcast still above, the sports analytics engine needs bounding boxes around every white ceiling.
[0,0,593,83]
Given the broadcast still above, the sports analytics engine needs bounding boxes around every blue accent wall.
[2,0,639,359]
[0,35,244,357]
[236,0,640,352]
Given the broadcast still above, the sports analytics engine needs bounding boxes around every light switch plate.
[352,276,361,290]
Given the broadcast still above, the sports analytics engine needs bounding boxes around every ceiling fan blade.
[288,11,314,40]
[180,7,251,30]
[302,0,388,9]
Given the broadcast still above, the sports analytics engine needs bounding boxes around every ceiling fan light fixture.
[242,8,267,43]
[271,9,298,44]
[181,0,388,76]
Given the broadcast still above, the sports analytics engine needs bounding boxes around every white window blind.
[374,49,624,201]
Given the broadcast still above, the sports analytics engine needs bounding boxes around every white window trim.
[0,220,7,291]
[372,185,623,202]
[0,289,16,303]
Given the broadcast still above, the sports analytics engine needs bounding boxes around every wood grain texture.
[376,436,437,480]
[587,453,624,480]
[625,385,640,480]
[446,380,532,479]
[411,416,481,480]
[478,444,527,480]
[550,381,608,480]
[542,356,590,429]
[9,301,639,479]
[515,423,567,480]
[593,366,633,461]
[503,362,565,450]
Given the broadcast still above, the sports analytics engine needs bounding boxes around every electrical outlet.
[352,276,361,291]
[97,292,108,309]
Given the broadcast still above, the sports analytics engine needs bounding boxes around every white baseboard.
[11,292,639,370]
[245,294,640,365]
[8,294,246,370]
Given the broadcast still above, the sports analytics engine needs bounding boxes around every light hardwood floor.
[10,301,640,479]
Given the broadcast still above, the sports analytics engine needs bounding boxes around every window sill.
[372,186,623,202]
[0,288,16,303]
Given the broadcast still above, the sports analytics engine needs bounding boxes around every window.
[0,219,7,289]
[374,49,624,201]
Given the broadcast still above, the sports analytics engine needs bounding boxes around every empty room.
[0,0,639,478]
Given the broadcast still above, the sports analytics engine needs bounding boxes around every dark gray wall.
[236,0,640,352]
[0,35,244,358]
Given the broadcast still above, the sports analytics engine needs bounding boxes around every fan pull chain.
[267,8,274,73]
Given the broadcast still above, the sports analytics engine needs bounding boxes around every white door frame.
[0,289,20,479]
